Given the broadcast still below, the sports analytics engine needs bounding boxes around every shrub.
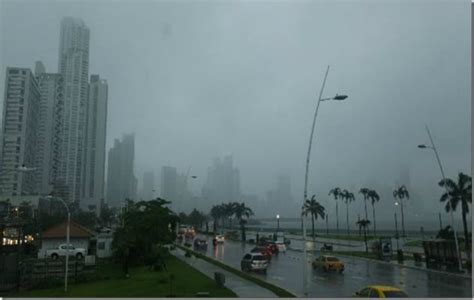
[31,277,63,290]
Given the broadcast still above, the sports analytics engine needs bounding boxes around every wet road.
[191,235,472,298]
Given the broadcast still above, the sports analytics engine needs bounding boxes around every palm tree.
[356,219,371,253]
[439,172,472,259]
[367,189,380,237]
[303,195,326,239]
[359,188,370,221]
[233,202,254,241]
[328,187,342,235]
[222,202,235,229]
[393,185,409,237]
[341,189,355,236]
[210,205,223,233]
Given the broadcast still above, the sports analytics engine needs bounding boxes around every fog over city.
[0,0,470,229]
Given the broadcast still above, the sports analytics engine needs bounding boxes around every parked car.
[46,244,87,260]
[215,234,225,243]
[275,241,287,253]
[312,255,344,273]
[193,238,208,250]
[251,246,272,261]
[353,285,408,298]
[241,253,269,274]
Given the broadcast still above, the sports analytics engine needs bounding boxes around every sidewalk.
[171,248,277,298]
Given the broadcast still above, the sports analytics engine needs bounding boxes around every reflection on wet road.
[192,235,472,298]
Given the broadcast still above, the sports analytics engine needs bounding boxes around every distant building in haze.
[142,171,155,200]
[202,155,241,206]
[82,75,108,210]
[0,67,41,196]
[161,166,178,210]
[106,134,136,207]
[34,61,64,195]
[57,17,90,204]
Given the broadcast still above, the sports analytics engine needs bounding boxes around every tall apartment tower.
[0,68,41,196]
[82,75,108,209]
[161,166,178,209]
[57,17,90,203]
[34,61,64,195]
[106,134,136,207]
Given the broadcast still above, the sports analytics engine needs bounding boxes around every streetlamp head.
[417,144,427,149]
[276,214,280,219]
[395,202,399,206]
[191,176,197,179]
[333,94,348,101]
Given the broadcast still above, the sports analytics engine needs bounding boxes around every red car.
[258,242,279,255]
[266,243,279,255]
[251,246,272,261]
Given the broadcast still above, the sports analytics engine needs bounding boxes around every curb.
[176,245,297,298]
[287,247,472,279]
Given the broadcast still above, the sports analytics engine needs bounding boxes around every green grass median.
[177,245,296,297]
[13,255,236,297]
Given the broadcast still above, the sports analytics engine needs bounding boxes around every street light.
[418,125,462,272]
[46,195,70,292]
[302,65,348,297]
[276,214,280,232]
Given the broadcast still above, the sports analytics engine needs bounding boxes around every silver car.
[241,253,269,274]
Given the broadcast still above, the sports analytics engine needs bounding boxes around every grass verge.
[177,245,296,298]
[13,255,236,297]
[332,250,414,261]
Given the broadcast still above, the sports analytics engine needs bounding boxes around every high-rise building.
[0,67,41,196]
[57,17,90,203]
[82,74,108,209]
[34,61,64,195]
[106,134,135,207]
[142,171,155,200]
[161,166,178,207]
[203,155,241,206]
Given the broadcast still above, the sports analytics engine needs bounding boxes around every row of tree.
[302,172,471,256]
[210,202,253,241]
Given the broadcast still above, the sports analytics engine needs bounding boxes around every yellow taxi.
[312,255,345,272]
[353,285,408,298]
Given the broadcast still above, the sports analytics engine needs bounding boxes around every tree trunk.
[462,209,471,259]
[358,214,361,236]
[241,220,246,242]
[336,201,339,235]
[400,199,406,237]
[364,198,368,221]
[311,213,315,240]
[346,203,350,236]
[363,226,368,253]
[213,218,217,233]
[372,205,377,237]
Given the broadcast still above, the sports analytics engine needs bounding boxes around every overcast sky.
[0,0,470,226]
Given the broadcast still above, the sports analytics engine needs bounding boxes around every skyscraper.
[203,155,241,206]
[106,134,136,207]
[161,166,178,209]
[142,171,155,200]
[34,61,64,195]
[82,74,108,209]
[0,67,41,196]
[57,17,90,203]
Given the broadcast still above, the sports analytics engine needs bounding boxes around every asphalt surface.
[189,235,472,298]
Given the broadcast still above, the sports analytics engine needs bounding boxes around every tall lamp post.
[47,195,70,292]
[302,65,348,296]
[276,214,280,232]
[418,125,462,272]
